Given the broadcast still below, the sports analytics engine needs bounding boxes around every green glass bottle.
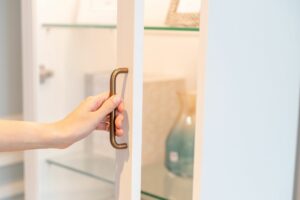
[165,92,196,177]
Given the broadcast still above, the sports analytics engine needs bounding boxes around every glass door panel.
[141,12,200,200]
[141,0,201,198]
[35,0,119,199]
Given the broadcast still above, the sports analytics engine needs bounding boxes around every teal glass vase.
[165,92,196,177]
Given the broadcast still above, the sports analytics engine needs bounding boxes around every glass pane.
[36,0,118,199]
[141,0,200,198]
[47,153,193,199]
[142,164,193,199]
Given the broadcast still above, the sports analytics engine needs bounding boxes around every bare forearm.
[0,120,57,151]
[0,93,124,152]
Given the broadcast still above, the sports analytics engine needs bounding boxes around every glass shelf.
[47,153,193,200]
[42,23,199,32]
[47,153,115,185]
[142,164,193,200]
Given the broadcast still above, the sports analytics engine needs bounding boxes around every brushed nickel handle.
[109,68,128,149]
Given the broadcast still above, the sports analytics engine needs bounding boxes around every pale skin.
[0,93,124,152]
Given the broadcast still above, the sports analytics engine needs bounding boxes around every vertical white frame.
[193,0,208,199]
[21,0,40,200]
[115,0,144,199]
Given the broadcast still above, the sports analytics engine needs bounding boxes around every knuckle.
[109,97,117,106]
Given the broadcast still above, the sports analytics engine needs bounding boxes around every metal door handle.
[109,68,128,149]
[39,65,54,84]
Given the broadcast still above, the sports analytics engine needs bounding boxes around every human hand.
[50,93,124,148]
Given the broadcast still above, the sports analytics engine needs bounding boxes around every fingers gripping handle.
[109,68,128,149]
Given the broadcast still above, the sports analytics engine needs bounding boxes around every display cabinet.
[22,0,202,199]
[22,0,300,200]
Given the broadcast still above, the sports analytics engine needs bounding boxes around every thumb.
[95,95,122,118]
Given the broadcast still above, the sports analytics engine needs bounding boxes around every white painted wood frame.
[115,0,144,199]
[21,0,40,200]
[193,0,208,199]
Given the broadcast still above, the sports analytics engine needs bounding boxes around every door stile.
[21,0,40,200]
[115,0,144,199]
[192,0,208,199]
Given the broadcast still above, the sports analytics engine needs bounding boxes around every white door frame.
[193,0,208,199]
[115,0,144,199]
[21,0,40,200]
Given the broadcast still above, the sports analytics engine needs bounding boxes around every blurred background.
[0,0,23,199]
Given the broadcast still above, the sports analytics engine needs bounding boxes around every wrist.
[44,120,72,149]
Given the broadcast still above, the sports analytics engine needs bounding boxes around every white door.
[22,0,143,199]
[195,0,300,200]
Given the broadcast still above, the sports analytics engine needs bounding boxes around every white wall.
[144,32,199,90]
[144,0,173,26]
[0,0,23,117]
[144,0,200,90]
[200,0,300,200]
